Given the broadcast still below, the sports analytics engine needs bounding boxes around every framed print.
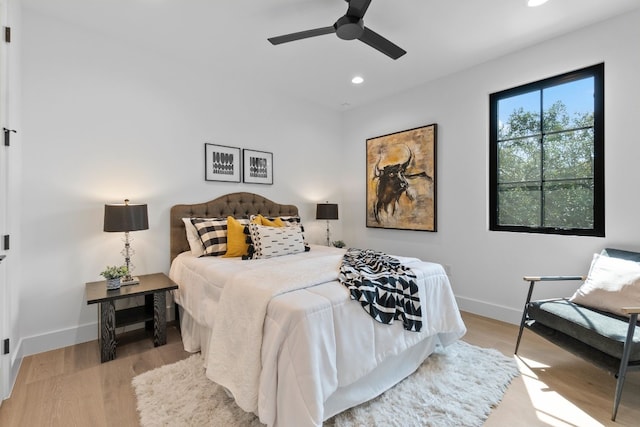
[205,143,241,182]
[366,123,437,231]
[243,149,273,184]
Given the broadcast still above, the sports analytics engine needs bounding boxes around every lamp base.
[121,276,140,286]
[325,220,331,247]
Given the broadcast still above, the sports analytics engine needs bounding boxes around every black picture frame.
[204,143,241,182]
[243,149,273,185]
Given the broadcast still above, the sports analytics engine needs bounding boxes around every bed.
[168,192,466,426]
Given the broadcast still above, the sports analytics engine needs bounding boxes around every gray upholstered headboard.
[170,192,298,263]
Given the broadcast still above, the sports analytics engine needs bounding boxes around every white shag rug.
[132,341,518,427]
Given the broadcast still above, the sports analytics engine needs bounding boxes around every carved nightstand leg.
[100,300,116,362]
[153,291,167,346]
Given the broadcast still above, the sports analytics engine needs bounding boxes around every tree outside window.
[489,63,604,236]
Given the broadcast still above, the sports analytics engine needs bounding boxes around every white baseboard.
[15,305,176,360]
[3,351,22,400]
[455,295,522,326]
[4,321,95,400]
[17,321,97,360]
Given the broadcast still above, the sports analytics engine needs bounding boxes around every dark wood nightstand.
[85,272,178,363]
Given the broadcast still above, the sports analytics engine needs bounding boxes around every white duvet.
[170,245,466,427]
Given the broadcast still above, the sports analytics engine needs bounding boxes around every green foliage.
[497,100,595,229]
[100,265,128,279]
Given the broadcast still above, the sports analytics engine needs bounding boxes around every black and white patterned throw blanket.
[339,248,422,332]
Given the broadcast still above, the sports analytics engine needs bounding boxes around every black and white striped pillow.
[191,218,228,256]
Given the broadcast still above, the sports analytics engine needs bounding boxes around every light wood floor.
[0,312,638,426]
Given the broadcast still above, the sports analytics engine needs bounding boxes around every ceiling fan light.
[528,0,549,7]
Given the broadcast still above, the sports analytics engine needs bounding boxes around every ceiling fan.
[267,0,406,60]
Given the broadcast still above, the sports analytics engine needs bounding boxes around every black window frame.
[489,63,605,237]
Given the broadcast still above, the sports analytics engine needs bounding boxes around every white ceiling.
[22,0,640,111]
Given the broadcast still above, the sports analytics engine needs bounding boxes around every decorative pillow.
[182,217,225,256]
[569,253,640,316]
[182,218,204,256]
[262,216,285,227]
[223,216,251,258]
[249,214,284,227]
[242,216,268,259]
[278,215,303,229]
[277,215,311,252]
[247,223,306,259]
[191,218,228,257]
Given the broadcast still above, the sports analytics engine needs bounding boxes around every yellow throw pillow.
[223,216,250,258]
[256,214,284,227]
[271,217,286,227]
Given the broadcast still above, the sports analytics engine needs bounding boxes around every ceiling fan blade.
[358,26,406,60]
[268,26,336,45]
[346,0,372,19]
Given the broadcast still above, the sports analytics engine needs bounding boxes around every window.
[489,63,604,236]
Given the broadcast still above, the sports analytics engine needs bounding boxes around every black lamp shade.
[104,203,149,232]
[316,203,338,220]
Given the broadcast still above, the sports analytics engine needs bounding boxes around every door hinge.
[4,27,10,43]
[3,235,9,251]
[3,339,8,355]
[3,128,16,146]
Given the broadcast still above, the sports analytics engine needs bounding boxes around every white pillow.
[569,253,640,316]
[248,223,306,259]
[182,218,205,256]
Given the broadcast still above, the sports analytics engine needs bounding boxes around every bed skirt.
[176,304,444,422]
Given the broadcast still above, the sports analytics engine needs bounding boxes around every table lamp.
[316,202,338,246]
[103,199,149,285]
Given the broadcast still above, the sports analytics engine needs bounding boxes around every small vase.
[106,277,121,290]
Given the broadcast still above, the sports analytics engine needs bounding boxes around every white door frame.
[0,0,10,404]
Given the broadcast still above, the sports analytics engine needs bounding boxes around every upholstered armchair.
[515,248,640,421]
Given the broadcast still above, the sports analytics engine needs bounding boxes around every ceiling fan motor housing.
[334,15,364,40]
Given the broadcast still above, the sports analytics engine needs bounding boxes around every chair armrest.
[622,307,640,315]
[523,275,585,282]
[519,276,586,316]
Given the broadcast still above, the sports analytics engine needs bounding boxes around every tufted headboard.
[170,192,299,263]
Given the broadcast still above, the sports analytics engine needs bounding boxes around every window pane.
[543,129,594,181]
[497,91,540,140]
[544,180,594,228]
[498,137,540,183]
[490,64,603,236]
[497,183,541,227]
[543,77,594,132]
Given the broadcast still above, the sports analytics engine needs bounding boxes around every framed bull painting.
[366,124,437,231]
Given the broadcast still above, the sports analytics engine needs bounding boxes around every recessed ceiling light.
[528,0,549,7]
[351,76,364,85]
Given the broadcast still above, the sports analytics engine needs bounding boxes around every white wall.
[15,5,640,361]
[18,8,343,357]
[341,10,640,324]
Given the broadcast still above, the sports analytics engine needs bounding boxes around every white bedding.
[169,245,466,427]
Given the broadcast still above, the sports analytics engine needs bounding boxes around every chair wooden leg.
[612,313,638,421]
